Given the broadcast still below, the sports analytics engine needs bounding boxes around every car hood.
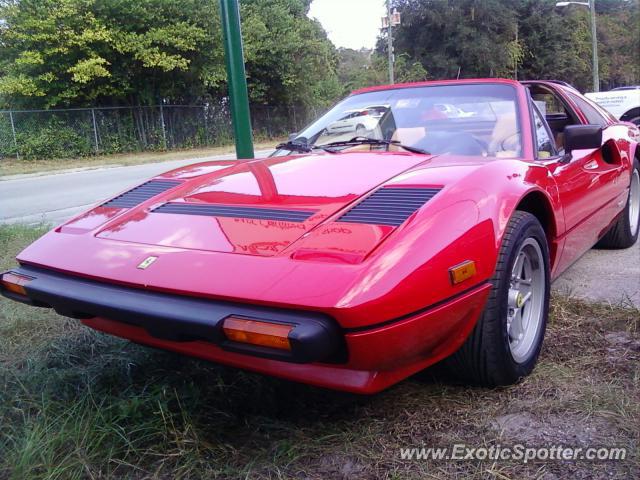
[55,152,421,256]
[56,151,485,259]
[19,151,495,322]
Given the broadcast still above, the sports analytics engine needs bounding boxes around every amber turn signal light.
[449,260,477,285]
[223,316,293,351]
[1,272,33,296]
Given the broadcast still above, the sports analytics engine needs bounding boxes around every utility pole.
[219,0,254,159]
[383,2,401,84]
[386,0,394,84]
[514,22,518,80]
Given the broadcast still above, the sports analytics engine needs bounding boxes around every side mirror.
[560,125,602,163]
[564,125,602,152]
[288,132,299,141]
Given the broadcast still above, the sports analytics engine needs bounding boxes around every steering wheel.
[489,131,520,155]
[419,132,487,156]
[471,135,489,154]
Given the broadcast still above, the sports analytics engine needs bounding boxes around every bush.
[8,120,93,160]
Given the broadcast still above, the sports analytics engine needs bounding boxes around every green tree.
[595,2,640,89]
[335,48,428,95]
[336,48,385,93]
[517,0,594,91]
[384,0,520,79]
[0,0,341,109]
[382,0,639,92]
[240,0,341,107]
[0,0,213,107]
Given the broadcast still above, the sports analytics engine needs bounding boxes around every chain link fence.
[0,104,322,161]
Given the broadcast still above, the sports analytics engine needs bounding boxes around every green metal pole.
[219,0,254,159]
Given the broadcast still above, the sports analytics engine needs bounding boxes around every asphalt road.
[1,151,638,307]
[553,241,639,307]
[0,149,272,226]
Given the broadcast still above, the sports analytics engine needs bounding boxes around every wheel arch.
[514,190,560,273]
[620,107,640,124]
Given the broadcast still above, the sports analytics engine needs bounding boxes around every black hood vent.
[153,203,316,223]
[337,187,441,226]
[102,179,182,208]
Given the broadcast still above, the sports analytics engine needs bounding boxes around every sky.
[307,0,387,50]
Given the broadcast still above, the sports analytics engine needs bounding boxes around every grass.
[0,139,284,177]
[1,224,638,479]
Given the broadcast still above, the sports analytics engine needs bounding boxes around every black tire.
[443,211,550,387]
[595,158,640,249]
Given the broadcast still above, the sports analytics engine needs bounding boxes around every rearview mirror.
[563,125,602,152]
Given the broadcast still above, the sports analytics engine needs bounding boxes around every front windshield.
[277,83,522,158]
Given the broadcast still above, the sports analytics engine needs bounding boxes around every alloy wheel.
[507,238,546,363]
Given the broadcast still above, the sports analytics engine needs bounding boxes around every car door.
[534,85,626,274]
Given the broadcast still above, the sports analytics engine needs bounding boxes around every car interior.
[301,84,602,159]
[525,84,582,152]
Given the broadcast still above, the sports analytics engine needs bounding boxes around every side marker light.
[449,260,477,285]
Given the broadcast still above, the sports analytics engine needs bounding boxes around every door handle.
[584,160,599,170]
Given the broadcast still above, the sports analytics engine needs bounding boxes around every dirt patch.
[491,412,620,446]
[605,330,640,349]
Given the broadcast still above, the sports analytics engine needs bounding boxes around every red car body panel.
[6,79,639,393]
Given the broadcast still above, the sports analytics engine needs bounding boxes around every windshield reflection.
[275,83,522,158]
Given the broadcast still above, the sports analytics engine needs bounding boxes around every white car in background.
[586,87,640,125]
[434,103,475,118]
[325,106,387,135]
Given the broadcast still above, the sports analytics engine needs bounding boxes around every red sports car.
[2,79,639,393]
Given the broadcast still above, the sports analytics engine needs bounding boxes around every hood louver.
[337,187,441,226]
[102,179,182,209]
[152,203,316,223]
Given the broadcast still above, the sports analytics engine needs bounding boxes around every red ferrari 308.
[2,79,639,393]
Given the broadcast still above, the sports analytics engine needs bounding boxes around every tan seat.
[391,127,426,147]
[555,132,564,151]
[489,112,519,155]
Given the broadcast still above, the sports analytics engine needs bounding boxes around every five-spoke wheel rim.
[507,238,546,363]
[629,168,639,237]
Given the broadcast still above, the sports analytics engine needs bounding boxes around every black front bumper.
[1,265,344,363]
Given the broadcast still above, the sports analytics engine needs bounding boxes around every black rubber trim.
[342,281,490,333]
[0,288,47,307]
[2,269,490,348]
[1,266,344,364]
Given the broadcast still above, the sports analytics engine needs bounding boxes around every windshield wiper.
[317,136,430,155]
[275,140,338,154]
[275,140,313,153]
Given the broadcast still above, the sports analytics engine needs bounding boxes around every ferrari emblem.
[137,256,158,269]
